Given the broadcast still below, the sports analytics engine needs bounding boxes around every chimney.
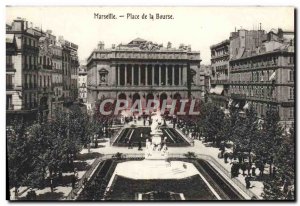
[259,23,262,30]
[167,42,172,49]
[98,41,105,50]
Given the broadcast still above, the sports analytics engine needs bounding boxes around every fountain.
[145,112,168,160]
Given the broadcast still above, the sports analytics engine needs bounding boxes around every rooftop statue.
[139,41,163,51]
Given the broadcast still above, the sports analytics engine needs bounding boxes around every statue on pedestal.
[145,113,168,160]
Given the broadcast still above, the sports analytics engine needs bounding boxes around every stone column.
[152,65,154,86]
[145,65,148,86]
[165,66,168,86]
[138,65,141,86]
[179,65,182,86]
[182,64,187,86]
[117,65,120,86]
[172,65,175,86]
[125,65,127,86]
[131,65,134,86]
[159,65,161,86]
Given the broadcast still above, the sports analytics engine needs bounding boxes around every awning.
[269,71,276,81]
[228,99,233,107]
[6,34,15,43]
[224,109,230,114]
[209,85,224,95]
[243,103,249,110]
[84,103,92,111]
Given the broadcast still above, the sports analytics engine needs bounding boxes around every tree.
[231,105,259,164]
[8,106,100,194]
[202,105,225,146]
[216,119,231,149]
[257,108,284,175]
[262,177,285,200]
[7,118,36,196]
[263,125,295,200]
[26,123,52,188]
[274,126,295,184]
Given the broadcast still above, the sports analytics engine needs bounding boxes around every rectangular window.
[289,87,294,99]
[6,74,13,88]
[289,56,294,64]
[289,107,294,118]
[6,95,13,110]
[6,56,12,65]
[289,70,294,82]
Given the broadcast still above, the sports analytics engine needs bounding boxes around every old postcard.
[6,6,295,201]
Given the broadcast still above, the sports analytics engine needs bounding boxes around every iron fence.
[65,157,103,200]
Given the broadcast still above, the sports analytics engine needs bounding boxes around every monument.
[145,112,168,160]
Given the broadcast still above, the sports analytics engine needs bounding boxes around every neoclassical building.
[86,38,204,110]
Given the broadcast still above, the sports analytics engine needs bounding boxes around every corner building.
[87,38,203,110]
[229,29,294,127]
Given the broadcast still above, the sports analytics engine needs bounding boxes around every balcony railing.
[23,45,39,52]
[231,93,246,99]
[210,79,229,84]
[6,64,15,70]
[230,62,278,72]
[6,85,14,90]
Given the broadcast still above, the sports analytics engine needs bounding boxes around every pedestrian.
[172,115,176,128]
[74,168,78,180]
[50,177,54,193]
[95,138,98,148]
[245,175,251,189]
[259,164,264,176]
[251,166,256,176]
[71,175,76,189]
[247,163,251,176]
[128,141,131,149]
[224,153,229,163]
[231,164,235,178]
[272,166,277,178]
[138,141,142,151]
[130,141,133,149]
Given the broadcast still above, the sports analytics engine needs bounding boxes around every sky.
[6,6,294,64]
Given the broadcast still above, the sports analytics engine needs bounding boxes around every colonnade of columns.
[116,64,186,86]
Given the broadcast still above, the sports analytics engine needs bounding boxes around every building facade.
[209,28,294,127]
[87,38,203,110]
[59,36,79,104]
[70,46,79,102]
[78,65,87,103]
[229,31,294,127]
[51,43,64,113]
[6,18,79,123]
[209,40,230,108]
[6,18,40,123]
